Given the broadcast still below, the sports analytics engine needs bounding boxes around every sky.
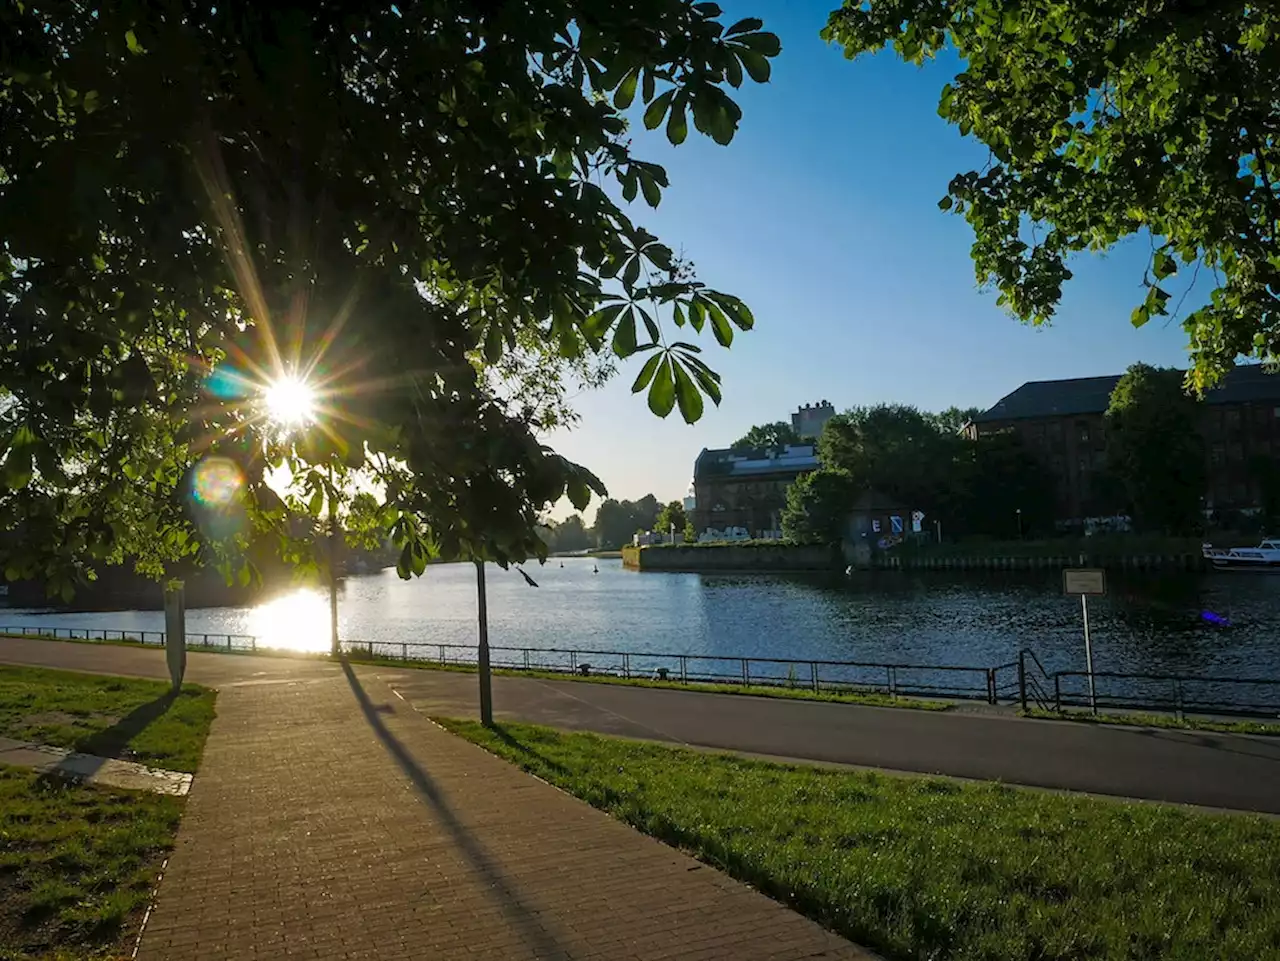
[544,0,1200,524]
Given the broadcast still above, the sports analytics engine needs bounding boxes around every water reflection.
[247,589,331,653]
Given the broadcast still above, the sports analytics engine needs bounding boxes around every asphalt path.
[4,636,1280,813]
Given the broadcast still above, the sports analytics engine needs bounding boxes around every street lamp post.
[1016,508,1023,540]
[475,559,493,726]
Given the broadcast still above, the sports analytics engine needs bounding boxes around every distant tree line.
[542,494,692,552]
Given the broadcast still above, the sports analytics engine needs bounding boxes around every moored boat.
[1203,539,1280,570]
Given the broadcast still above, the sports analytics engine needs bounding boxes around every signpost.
[163,581,187,694]
[1063,568,1106,713]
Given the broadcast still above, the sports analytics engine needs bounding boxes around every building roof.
[973,365,1280,423]
[694,444,819,480]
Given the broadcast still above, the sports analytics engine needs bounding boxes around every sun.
[264,376,317,427]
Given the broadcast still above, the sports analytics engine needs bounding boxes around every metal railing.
[0,624,259,652]
[5,623,1280,720]
[339,638,1004,703]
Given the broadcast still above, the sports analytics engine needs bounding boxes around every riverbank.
[622,541,837,572]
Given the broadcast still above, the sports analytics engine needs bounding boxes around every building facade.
[690,444,819,538]
[791,400,835,440]
[968,366,1280,523]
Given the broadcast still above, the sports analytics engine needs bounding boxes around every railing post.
[742,658,749,686]
[1054,674,1062,712]
[570,650,577,674]
[401,642,407,661]
[1175,678,1184,722]
[811,661,819,692]
[890,666,897,699]
[986,668,996,705]
[438,644,445,664]
[680,655,688,684]
[1018,651,1027,712]
[251,634,256,653]
[524,648,530,671]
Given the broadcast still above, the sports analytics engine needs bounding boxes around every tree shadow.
[489,724,574,778]
[339,658,574,959]
[75,691,177,764]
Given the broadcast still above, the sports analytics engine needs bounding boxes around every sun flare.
[264,376,317,427]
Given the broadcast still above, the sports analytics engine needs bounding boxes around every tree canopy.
[654,499,689,535]
[825,0,1280,389]
[731,420,801,451]
[1105,363,1206,533]
[592,495,661,549]
[0,1,779,596]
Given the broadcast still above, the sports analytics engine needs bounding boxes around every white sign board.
[1063,568,1106,595]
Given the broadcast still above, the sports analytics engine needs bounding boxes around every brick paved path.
[130,657,870,960]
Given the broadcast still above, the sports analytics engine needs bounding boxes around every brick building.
[967,365,1280,523]
[689,444,819,538]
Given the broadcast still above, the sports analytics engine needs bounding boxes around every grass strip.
[441,718,1280,961]
[0,767,181,961]
[0,664,215,773]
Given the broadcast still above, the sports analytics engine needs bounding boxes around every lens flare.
[191,457,244,507]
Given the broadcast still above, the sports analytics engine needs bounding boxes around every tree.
[654,500,688,536]
[930,407,983,435]
[591,495,662,549]
[0,2,780,597]
[818,404,955,508]
[825,1,1280,388]
[546,514,592,554]
[732,421,800,451]
[1105,364,1206,533]
[780,468,855,543]
[941,431,1056,539]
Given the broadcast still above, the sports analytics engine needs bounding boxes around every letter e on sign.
[1063,568,1106,595]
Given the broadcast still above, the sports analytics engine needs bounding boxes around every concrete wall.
[623,543,839,572]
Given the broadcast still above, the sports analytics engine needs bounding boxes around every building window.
[1076,421,1090,444]
[1211,444,1225,466]
[1077,455,1089,474]
[1048,422,1064,443]
[1226,408,1242,430]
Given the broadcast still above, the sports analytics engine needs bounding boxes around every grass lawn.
[0,665,215,773]
[0,767,182,961]
[442,719,1280,961]
[1026,706,1280,737]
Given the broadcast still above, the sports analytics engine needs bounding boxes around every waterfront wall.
[623,543,839,572]
[880,552,1206,572]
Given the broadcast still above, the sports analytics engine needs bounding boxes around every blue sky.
[545,0,1197,523]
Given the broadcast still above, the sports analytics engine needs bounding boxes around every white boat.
[1203,539,1280,570]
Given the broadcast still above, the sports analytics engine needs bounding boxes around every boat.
[1202,539,1280,570]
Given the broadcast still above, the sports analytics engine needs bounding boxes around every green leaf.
[83,90,100,114]
[646,243,674,272]
[644,89,676,130]
[642,69,655,102]
[566,473,592,511]
[724,52,743,88]
[640,169,661,207]
[725,17,764,37]
[640,308,660,343]
[483,323,503,363]
[673,359,705,424]
[125,29,144,54]
[612,308,638,357]
[631,351,665,393]
[308,486,325,517]
[689,298,707,332]
[583,302,625,341]
[621,169,638,203]
[238,563,251,587]
[938,195,954,211]
[1153,249,1177,279]
[614,69,638,110]
[667,101,688,145]
[738,50,771,83]
[738,32,781,57]
[622,255,641,290]
[648,356,676,417]
[673,301,687,327]
[707,299,734,346]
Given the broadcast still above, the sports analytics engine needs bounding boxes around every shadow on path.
[77,692,177,766]
[339,658,573,959]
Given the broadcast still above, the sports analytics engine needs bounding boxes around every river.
[3,558,1279,707]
